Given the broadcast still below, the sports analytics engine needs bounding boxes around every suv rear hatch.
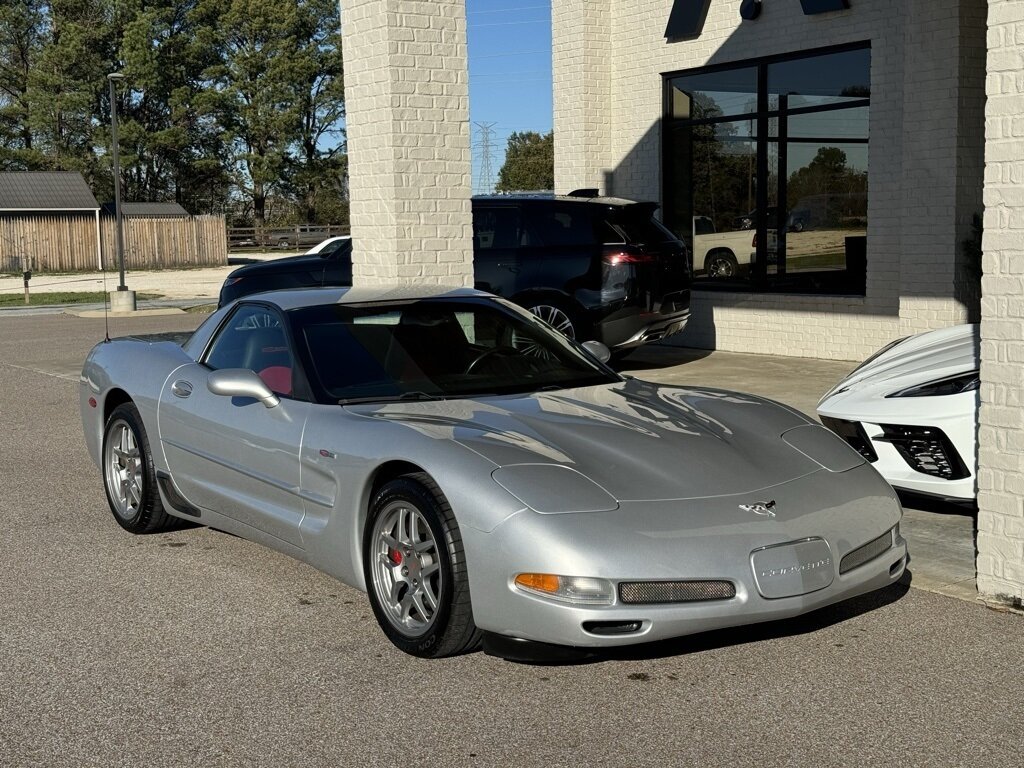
[602,203,691,315]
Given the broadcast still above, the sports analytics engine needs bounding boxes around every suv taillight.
[602,247,655,266]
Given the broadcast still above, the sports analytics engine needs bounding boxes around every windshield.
[290,298,620,403]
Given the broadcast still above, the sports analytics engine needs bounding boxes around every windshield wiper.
[338,391,445,405]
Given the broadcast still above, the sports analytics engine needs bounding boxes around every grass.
[186,303,217,314]
[0,291,162,308]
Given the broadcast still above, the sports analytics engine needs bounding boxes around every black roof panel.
[0,172,100,211]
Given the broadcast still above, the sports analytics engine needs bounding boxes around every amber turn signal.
[514,573,561,593]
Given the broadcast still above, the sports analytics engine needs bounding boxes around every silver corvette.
[81,287,907,659]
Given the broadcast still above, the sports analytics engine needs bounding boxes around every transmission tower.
[474,122,498,194]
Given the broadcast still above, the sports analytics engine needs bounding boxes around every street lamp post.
[107,72,135,311]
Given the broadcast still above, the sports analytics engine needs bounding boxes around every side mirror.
[581,340,612,364]
[208,368,280,408]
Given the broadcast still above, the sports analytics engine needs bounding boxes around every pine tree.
[496,131,554,193]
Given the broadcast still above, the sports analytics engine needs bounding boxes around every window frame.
[200,301,312,402]
[662,41,871,295]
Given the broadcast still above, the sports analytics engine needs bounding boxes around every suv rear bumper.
[595,289,691,349]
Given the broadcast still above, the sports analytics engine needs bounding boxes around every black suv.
[219,194,691,351]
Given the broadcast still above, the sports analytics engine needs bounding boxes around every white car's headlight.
[514,573,615,606]
[886,371,980,398]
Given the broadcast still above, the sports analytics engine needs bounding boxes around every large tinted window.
[665,44,870,294]
[291,299,618,403]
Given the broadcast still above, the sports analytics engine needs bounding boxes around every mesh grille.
[840,530,894,575]
[618,580,736,604]
[878,425,970,481]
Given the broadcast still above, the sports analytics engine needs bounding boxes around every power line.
[469,19,549,28]
[467,4,549,15]
[469,49,549,59]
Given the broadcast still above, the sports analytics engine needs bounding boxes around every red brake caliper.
[388,548,403,565]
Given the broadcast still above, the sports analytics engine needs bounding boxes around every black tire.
[704,251,738,279]
[101,403,178,534]
[363,473,481,658]
[523,298,585,342]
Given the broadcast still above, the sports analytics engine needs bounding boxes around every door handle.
[171,380,193,398]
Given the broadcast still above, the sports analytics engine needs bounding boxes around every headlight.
[886,371,980,398]
[514,573,615,606]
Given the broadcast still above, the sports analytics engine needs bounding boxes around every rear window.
[611,207,680,245]
[521,205,602,247]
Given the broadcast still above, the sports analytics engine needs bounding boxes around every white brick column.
[553,0,612,194]
[977,0,1024,606]
[340,0,474,288]
[897,0,984,336]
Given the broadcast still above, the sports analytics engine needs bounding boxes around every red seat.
[258,366,292,396]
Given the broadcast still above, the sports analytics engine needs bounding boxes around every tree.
[0,0,347,224]
[496,131,553,192]
[0,1,47,169]
[198,0,306,226]
[116,0,230,210]
[283,0,346,224]
[24,0,108,179]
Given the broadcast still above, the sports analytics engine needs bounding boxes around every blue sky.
[466,1,553,192]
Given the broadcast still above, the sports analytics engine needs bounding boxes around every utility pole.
[474,122,497,194]
[108,72,136,312]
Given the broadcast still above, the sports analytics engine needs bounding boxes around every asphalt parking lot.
[1,312,1021,767]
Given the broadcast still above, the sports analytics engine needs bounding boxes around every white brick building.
[551,0,1022,605]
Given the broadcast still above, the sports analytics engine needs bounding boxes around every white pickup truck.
[692,216,757,278]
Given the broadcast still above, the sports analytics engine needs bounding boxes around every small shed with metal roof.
[0,172,103,270]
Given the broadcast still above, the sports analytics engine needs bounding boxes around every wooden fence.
[0,212,227,273]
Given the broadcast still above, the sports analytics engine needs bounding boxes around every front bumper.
[463,464,906,648]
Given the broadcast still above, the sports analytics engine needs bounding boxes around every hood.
[821,324,979,404]
[349,379,838,502]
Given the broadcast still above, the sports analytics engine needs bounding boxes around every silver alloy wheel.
[369,501,443,638]
[529,304,576,339]
[104,420,143,521]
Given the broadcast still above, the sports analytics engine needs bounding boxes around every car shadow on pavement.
[562,571,913,666]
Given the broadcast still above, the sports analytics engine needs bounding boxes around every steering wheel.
[465,346,518,374]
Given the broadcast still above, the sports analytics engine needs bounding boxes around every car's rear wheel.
[364,473,481,658]
[705,251,738,278]
[102,403,178,534]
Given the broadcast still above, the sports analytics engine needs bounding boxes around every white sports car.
[818,324,979,503]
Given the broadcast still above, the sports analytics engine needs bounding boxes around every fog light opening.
[582,620,643,636]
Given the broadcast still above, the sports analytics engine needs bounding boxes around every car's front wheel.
[364,473,481,657]
[102,403,178,534]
